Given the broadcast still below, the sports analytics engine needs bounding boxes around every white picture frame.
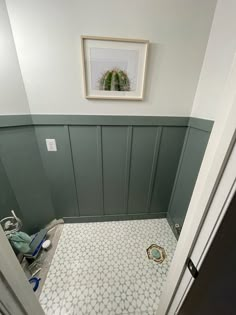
[81,36,149,100]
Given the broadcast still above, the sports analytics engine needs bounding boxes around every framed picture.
[81,36,149,100]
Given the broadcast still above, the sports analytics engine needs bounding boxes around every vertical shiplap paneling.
[168,127,211,228]
[0,127,55,233]
[102,126,128,214]
[96,126,104,215]
[0,157,21,220]
[0,116,213,230]
[124,126,133,213]
[69,126,103,216]
[146,127,162,211]
[128,127,158,214]
[150,127,187,213]
[35,126,79,218]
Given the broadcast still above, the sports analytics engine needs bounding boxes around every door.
[0,226,44,315]
[179,191,236,315]
[158,53,236,314]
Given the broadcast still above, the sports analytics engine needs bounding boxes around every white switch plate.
[46,139,57,151]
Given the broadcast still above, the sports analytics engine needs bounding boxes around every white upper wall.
[0,0,29,115]
[6,0,216,116]
[191,0,236,120]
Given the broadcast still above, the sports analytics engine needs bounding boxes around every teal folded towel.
[8,231,32,253]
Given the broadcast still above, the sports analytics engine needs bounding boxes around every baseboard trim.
[63,212,167,223]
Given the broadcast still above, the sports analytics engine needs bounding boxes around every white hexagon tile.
[39,219,177,315]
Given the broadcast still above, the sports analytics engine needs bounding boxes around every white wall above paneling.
[5,0,216,116]
[191,0,236,121]
[0,0,29,115]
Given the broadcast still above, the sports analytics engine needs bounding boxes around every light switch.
[46,139,57,151]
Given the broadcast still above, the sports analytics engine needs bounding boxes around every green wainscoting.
[0,157,21,220]
[0,127,55,233]
[0,115,213,233]
[150,127,188,213]
[35,126,79,218]
[37,124,187,220]
[167,126,212,238]
[31,115,189,126]
[128,127,160,214]
[102,126,130,215]
[0,115,32,127]
[70,126,104,216]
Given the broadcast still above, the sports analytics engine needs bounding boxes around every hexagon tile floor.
[39,219,177,315]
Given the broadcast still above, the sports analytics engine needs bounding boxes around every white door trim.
[158,53,236,315]
[170,138,236,315]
